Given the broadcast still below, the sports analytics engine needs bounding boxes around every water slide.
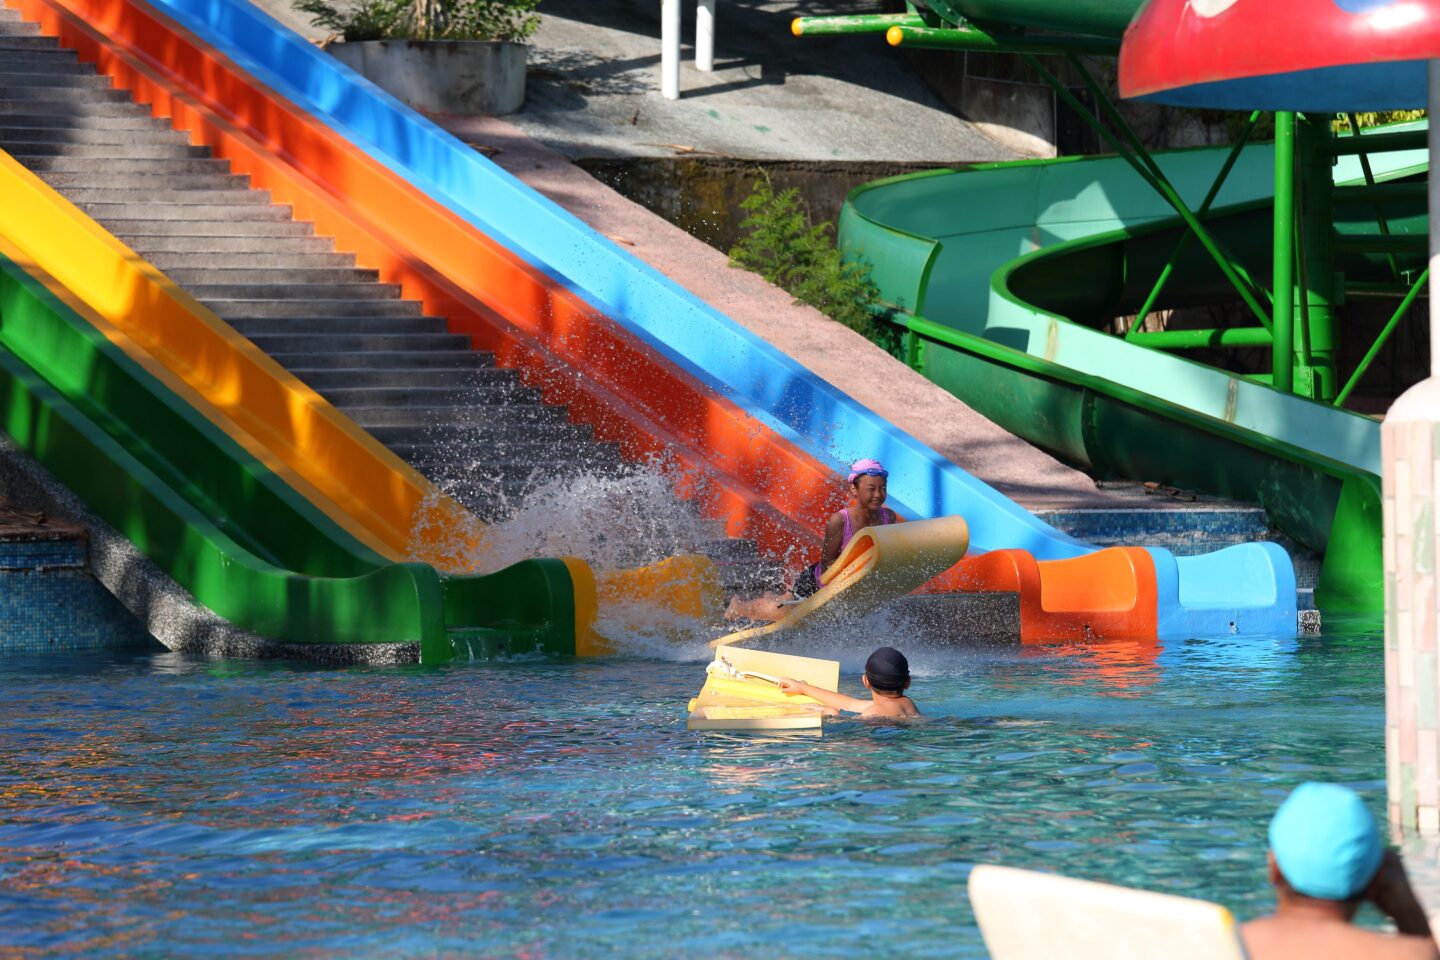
[0,150,586,661]
[0,0,1303,648]
[840,141,1420,616]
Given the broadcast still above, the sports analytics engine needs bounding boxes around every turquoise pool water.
[0,631,1387,957]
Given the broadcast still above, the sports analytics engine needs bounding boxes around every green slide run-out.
[839,137,1425,613]
[0,251,579,661]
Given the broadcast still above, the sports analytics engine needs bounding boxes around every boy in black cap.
[778,646,919,719]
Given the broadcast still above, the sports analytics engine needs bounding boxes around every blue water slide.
[145,0,1298,636]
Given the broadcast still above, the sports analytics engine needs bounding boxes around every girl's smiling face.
[853,475,887,511]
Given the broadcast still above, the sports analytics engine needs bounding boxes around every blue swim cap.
[1268,782,1383,900]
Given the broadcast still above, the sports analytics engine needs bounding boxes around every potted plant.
[296,0,542,116]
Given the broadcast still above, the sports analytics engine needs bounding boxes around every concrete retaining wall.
[329,40,526,116]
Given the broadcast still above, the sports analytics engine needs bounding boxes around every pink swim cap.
[847,459,889,483]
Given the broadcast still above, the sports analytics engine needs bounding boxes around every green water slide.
[0,252,579,661]
[838,133,1425,612]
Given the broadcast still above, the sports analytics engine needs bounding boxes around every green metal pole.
[1347,113,1403,281]
[1328,129,1428,154]
[1127,111,1262,338]
[1128,326,1274,349]
[791,13,926,36]
[1334,267,1429,406]
[886,24,1120,56]
[1027,55,1274,330]
[1273,111,1296,394]
[1295,115,1338,400]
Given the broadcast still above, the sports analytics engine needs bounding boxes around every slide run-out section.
[840,138,1423,615]
[25,0,1305,640]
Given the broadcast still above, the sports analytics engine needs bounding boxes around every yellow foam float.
[686,647,840,731]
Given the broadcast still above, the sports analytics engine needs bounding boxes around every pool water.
[0,630,1390,957]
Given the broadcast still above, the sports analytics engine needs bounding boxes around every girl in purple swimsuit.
[724,458,902,623]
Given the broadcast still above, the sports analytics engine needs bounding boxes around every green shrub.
[297,0,541,43]
[729,172,899,355]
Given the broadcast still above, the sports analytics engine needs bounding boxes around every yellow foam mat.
[710,514,969,650]
[687,647,840,731]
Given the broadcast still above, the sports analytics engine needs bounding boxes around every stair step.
[0,7,25,20]
[337,403,568,427]
[163,266,381,286]
[0,110,166,129]
[147,253,358,273]
[20,155,232,174]
[97,219,313,238]
[0,20,42,37]
[266,349,490,369]
[363,421,592,445]
[3,140,211,160]
[249,332,461,353]
[0,57,92,77]
[0,38,62,51]
[0,48,80,67]
[319,384,544,407]
[206,300,424,321]
[286,366,516,388]
[182,281,400,301]
[36,171,252,192]
[77,202,293,222]
[394,439,620,463]
[124,234,331,254]
[0,124,191,146]
[66,187,276,206]
[0,67,111,85]
[226,316,447,336]
[0,84,132,103]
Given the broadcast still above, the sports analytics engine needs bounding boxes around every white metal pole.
[696,0,716,72]
[662,0,681,99]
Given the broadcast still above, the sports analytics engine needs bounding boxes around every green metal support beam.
[1126,110,1262,339]
[1295,114,1338,401]
[1273,111,1296,394]
[1328,129,1428,155]
[1332,183,1429,203]
[791,13,927,36]
[885,24,1120,56]
[1030,54,1274,331]
[1335,267,1429,407]
[1129,327,1274,349]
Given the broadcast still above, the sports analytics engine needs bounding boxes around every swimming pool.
[0,629,1387,957]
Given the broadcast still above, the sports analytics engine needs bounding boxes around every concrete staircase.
[0,11,778,591]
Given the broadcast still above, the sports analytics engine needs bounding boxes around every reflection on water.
[0,631,1385,957]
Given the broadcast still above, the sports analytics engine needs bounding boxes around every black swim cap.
[865,646,909,692]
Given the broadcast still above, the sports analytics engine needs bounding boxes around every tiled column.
[1387,417,1440,833]
[1385,61,1440,835]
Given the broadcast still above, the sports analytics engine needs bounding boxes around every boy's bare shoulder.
[859,697,921,720]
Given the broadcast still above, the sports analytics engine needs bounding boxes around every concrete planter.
[329,40,526,116]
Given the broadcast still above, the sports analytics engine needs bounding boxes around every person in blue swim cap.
[1242,782,1436,960]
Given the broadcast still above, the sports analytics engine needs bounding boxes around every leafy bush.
[297,0,541,43]
[729,172,899,355]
